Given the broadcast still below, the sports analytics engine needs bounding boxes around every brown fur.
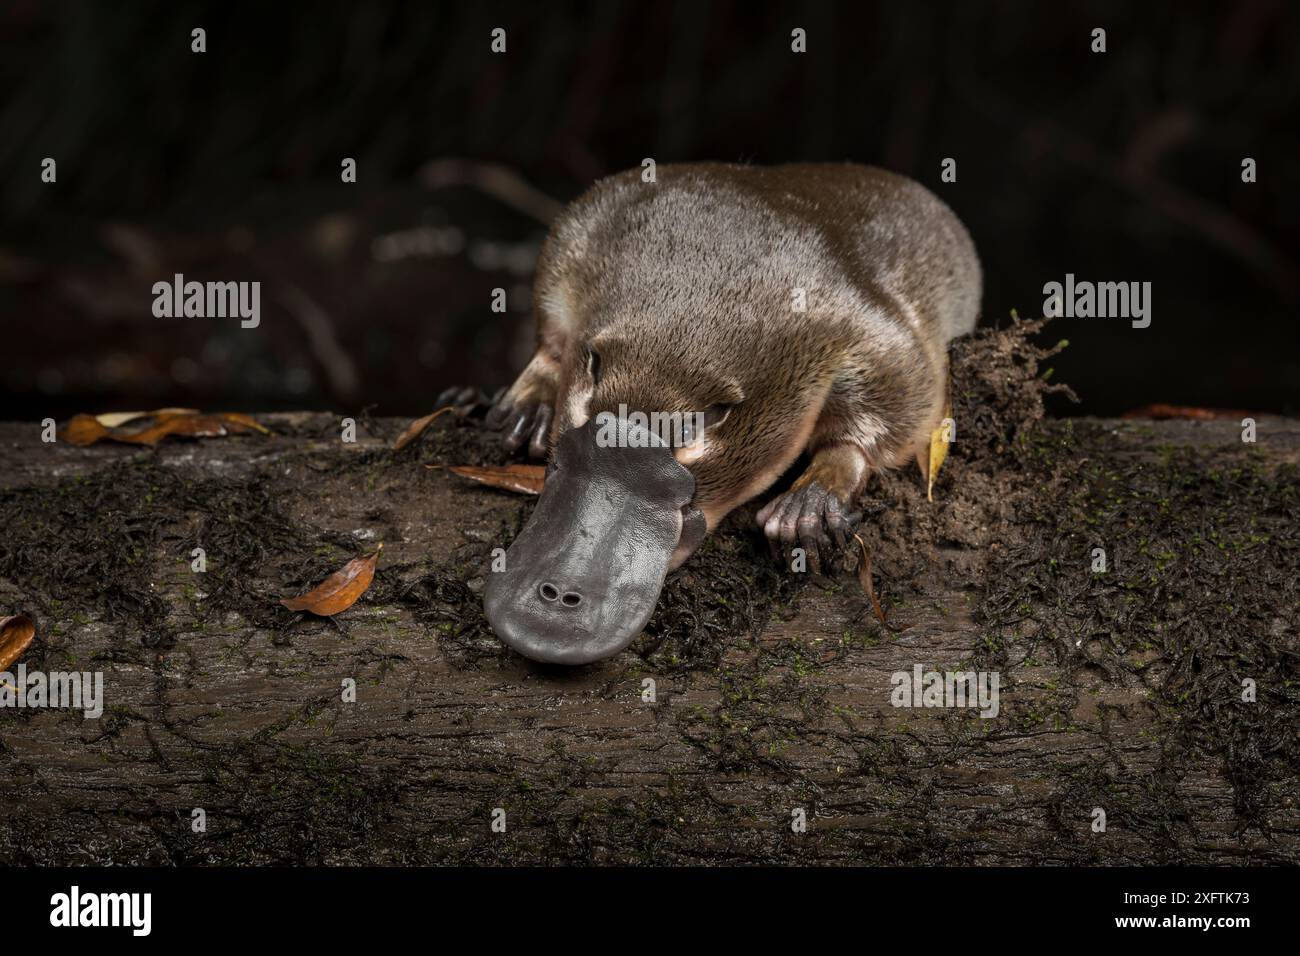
[499,162,981,531]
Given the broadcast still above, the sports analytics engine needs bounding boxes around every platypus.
[482,163,981,664]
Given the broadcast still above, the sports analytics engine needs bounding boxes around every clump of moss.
[949,315,1077,465]
[637,527,804,672]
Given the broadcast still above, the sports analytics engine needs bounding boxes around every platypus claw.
[487,397,554,459]
[756,481,855,574]
[435,385,492,411]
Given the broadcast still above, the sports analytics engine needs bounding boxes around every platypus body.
[484,163,981,664]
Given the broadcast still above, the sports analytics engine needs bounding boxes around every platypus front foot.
[435,385,493,411]
[485,350,559,458]
[756,481,857,574]
[486,395,553,457]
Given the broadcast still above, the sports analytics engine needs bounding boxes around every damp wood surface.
[1,327,1297,865]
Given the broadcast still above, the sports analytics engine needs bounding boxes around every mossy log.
[1,389,1296,864]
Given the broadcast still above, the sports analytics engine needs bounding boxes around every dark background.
[1,0,1296,421]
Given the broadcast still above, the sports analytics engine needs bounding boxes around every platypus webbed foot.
[757,481,857,574]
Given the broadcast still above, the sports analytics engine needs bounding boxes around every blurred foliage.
[0,0,1296,416]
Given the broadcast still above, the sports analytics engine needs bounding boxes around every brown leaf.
[393,406,452,451]
[114,413,229,446]
[448,464,545,496]
[62,410,268,447]
[64,414,112,446]
[854,535,900,632]
[280,545,382,616]
[0,615,36,672]
[95,408,200,429]
[1121,403,1255,421]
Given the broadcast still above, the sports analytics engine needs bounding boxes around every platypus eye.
[585,346,602,386]
[678,403,732,446]
[700,403,731,428]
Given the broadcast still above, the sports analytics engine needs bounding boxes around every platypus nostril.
[561,592,582,607]
[539,582,560,601]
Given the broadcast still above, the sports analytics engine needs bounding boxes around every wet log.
[0,410,1296,865]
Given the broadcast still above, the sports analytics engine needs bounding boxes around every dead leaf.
[853,535,899,632]
[281,545,382,616]
[927,398,952,503]
[95,408,199,429]
[1121,403,1255,421]
[448,464,545,496]
[0,615,36,671]
[394,406,453,451]
[64,414,112,446]
[63,410,269,447]
[217,412,272,435]
[116,413,230,446]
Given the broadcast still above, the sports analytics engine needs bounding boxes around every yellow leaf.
[927,399,953,503]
